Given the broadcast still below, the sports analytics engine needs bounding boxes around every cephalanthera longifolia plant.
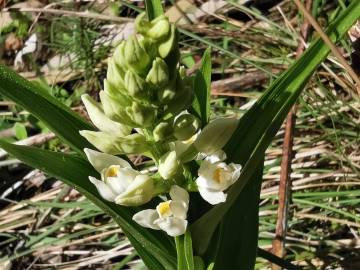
[0,1,359,269]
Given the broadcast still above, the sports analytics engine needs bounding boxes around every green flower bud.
[100,90,134,126]
[135,12,150,35]
[113,41,128,71]
[126,102,156,127]
[124,70,147,100]
[146,15,170,40]
[124,36,150,73]
[107,58,125,89]
[194,118,238,155]
[158,151,181,180]
[135,13,171,41]
[157,73,177,104]
[115,175,155,206]
[153,121,173,141]
[158,87,177,104]
[103,80,131,104]
[81,94,131,136]
[173,114,200,141]
[80,130,150,155]
[158,25,176,58]
[146,57,169,87]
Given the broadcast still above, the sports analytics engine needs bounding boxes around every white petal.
[89,176,117,202]
[194,117,238,155]
[155,217,188,237]
[105,177,128,195]
[170,185,189,206]
[84,148,131,172]
[133,209,161,230]
[115,175,154,206]
[115,167,139,183]
[198,186,227,205]
[205,150,227,163]
[82,94,131,136]
[196,172,226,191]
[230,163,242,185]
[198,160,216,179]
[170,201,187,219]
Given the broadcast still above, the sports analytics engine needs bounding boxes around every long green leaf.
[191,48,212,126]
[212,159,263,269]
[191,0,360,254]
[0,64,94,154]
[0,140,177,270]
[145,0,164,20]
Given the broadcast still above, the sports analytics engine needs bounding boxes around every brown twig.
[272,0,312,268]
[293,0,360,95]
[0,132,56,159]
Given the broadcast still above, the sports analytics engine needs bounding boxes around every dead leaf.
[4,33,23,52]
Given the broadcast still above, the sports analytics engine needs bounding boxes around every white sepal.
[84,148,131,173]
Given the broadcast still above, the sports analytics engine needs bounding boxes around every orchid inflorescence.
[80,13,241,237]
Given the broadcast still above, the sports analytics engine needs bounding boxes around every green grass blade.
[0,64,94,154]
[191,48,212,126]
[0,140,177,270]
[145,0,164,20]
[191,0,360,254]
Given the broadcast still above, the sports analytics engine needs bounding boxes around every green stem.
[145,0,164,20]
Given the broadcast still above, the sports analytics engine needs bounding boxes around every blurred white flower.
[132,185,189,237]
[196,150,241,205]
[85,148,154,206]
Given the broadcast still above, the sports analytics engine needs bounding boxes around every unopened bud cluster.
[80,13,240,237]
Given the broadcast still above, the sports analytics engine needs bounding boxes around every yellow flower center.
[106,166,119,177]
[213,168,224,183]
[158,201,171,218]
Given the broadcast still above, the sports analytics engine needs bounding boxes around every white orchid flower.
[196,150,241,205]
[194,117,238,155]
[85,148,154,206]
[132,185,189,237]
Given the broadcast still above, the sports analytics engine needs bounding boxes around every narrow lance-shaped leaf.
[0,140,177,270]
[0,64,94,155]
[212,159,264,269]
[191,48,212,126]
[191,0,360,254]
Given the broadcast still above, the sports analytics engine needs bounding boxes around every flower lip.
[157,201,172,218]
[106,165,119,178]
